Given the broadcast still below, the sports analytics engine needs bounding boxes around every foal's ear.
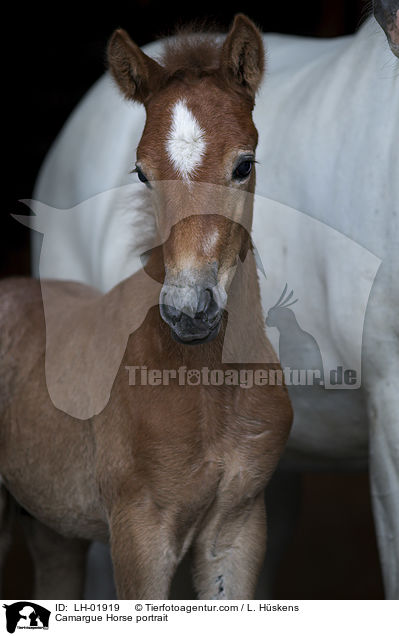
[220,14,265,103]
[107,29,167,103]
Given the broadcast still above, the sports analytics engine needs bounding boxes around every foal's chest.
[98,376,279,512]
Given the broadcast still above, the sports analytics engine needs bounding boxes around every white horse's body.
[32,18,399,597]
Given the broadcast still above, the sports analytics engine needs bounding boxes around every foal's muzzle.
[160,284,223,344]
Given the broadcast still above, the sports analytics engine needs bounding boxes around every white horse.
[29,14,398,597]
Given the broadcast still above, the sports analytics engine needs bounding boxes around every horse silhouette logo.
[266,284,324,386]
[2,602,50,633]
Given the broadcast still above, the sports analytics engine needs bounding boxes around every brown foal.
[0,15,292,599]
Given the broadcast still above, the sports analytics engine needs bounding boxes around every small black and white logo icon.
[2,602,50,633]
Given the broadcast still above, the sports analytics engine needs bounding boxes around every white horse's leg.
[368,372,399,599]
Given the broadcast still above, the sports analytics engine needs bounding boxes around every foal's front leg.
[193,493,266,600]
[109,500,179,599]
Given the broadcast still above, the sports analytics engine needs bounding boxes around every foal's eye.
[233,160,253,181]
[135,166,149,184]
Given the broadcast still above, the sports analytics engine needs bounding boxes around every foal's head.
[108,15,264,344]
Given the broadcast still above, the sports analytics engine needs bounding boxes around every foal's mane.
[158,23,222,79]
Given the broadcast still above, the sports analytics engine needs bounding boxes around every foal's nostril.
[195,288,211,318]
[160,303,182,326]
[194,288,220,324]
[205,289,220,323]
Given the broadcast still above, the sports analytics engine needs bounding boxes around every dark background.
[5,0,370,280]
[3,0,384,599]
